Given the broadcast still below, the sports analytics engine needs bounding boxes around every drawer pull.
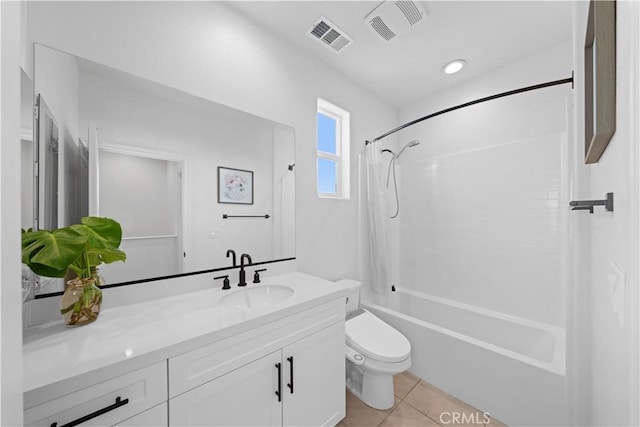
[275,363,282,402]
[50,396,129,427]
[286,356,294,394]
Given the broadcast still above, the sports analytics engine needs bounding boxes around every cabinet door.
[170,351,282,427]
[282,321,345,427]
[115,403,167,427]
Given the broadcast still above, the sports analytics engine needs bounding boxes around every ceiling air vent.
[370,16,396,41]
[365,0,427,42]
[307,17,353,53]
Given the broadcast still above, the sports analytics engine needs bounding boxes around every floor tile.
[342,389,397,427]
[404,381,486,426]
[342,375,502,427]
[393,372,420,399]
[379,401,440,427]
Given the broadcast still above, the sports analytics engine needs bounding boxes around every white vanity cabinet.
[169,301,345,426]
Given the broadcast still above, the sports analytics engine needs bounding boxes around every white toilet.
[335,280,411,410]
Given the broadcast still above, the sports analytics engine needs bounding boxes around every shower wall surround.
[388,41,572,329]
[393,134,566,326]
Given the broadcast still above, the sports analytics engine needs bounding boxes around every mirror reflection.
[26,44,296,296]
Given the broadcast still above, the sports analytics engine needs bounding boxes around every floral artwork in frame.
[217,167,254,205]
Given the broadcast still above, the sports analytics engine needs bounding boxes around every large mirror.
[25,44,296,297]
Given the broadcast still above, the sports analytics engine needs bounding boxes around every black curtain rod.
[365,75,574,145]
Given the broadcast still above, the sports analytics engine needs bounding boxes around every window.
[317,98,350,199]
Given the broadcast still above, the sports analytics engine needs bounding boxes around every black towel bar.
[222,214,270,219]
[569,192,614,214]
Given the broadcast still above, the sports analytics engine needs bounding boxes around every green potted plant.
[21,216,126,326]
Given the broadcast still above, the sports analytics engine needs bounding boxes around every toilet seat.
[346,309,411,363]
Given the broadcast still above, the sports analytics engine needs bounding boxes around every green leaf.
[81,217,123,248]
[26,263,69,278]
[92,247,127,265]
[21,217,126,279]
[72,218,126,273]
[21,228,86,278]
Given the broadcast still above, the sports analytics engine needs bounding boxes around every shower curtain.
[364,141,392,296]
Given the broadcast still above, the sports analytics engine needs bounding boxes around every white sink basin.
[220,285,294,309]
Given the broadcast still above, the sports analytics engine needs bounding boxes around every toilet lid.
[346,309,411,363]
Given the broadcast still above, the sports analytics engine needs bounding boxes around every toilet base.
[361,371,395,410]
[345,360,397,410]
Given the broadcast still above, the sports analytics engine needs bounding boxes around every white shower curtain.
[364,141,392,296]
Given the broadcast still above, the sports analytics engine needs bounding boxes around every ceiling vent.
[365,0,427,42]
[307,16,353,53]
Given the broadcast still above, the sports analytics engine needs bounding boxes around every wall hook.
[569,192,614,214]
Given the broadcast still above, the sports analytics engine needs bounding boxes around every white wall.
[25,1,398,282]
[396,42,572,158]
[384,42,572,329]
[1,2,25,424]
[99,152,181,283]
[100,153,179,237]
[570,1,640,425]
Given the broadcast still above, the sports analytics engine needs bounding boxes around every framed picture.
[584,0,616,164]
[217,167,254,205]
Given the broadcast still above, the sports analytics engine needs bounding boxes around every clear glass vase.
[60,275,103,326]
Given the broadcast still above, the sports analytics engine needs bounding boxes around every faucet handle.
[253,268,267,284]
[214,275,231,290]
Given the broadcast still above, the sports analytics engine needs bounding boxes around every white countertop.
[23,272,347,394]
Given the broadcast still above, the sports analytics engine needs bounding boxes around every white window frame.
[317,98,350,199]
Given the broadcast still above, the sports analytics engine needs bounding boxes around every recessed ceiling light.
[442,59,467,75]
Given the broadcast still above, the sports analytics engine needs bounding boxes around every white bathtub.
[363,288,567,426]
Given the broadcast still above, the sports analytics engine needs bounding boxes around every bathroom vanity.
[23,272,347,426]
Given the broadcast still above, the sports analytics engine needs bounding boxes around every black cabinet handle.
[287,356,294,394]
[50,396,129,427]
[275,363,282,402]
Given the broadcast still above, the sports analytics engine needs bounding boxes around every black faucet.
[226,249,237,267]
[238,253,252,287]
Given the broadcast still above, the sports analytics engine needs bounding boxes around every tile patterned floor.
[338,372,507,427]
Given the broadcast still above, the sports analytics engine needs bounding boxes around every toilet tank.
[334,279,361,314]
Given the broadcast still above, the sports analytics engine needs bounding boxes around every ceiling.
[229,1,573,108]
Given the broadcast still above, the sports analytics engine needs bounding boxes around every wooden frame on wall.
[584,0,616,164]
